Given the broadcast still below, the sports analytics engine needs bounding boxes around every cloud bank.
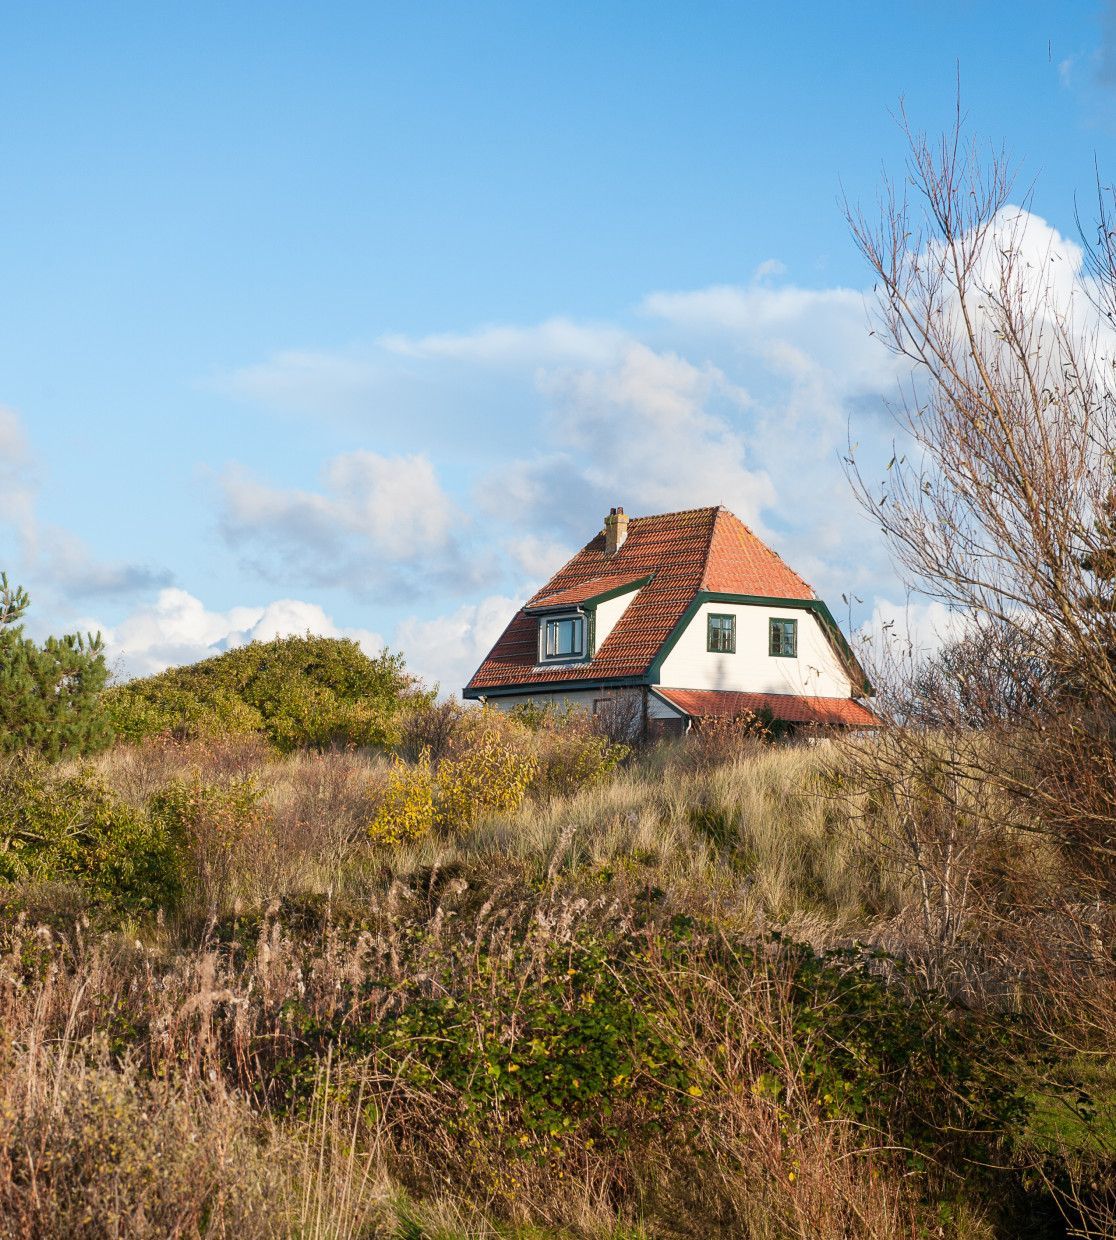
[95,588,387,681]
[0,406,173,603]
[25,207,1103,696]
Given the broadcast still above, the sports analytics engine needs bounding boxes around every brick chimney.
[603,506,629,555]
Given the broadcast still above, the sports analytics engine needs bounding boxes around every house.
[463,505,879,737]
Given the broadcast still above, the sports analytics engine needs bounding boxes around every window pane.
[544,616,583,659]
[707,614,735,653]
[769,618,797,657]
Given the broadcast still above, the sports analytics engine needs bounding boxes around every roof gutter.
[463,675,649,700]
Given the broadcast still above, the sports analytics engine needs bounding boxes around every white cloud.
[752,258,787,282]
[96,587,387,681]
[857,597,970,666]
[487,343,775,541]
[394,594,521,695]
[216,319,632,429]
[94,584,515,697]
[217,348,386,419]
[219,450,482,594]
[0,406,172,600]
[378,317,629,367]
[503,534,573,583]
[0,406,35,546]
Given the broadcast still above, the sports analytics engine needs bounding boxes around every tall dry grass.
[2,732,1103,1236]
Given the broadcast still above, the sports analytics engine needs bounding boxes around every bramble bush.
[148,772,266,913]
[275,937,696,1163]
[0,755,179,916]
[775,937,1032,1181]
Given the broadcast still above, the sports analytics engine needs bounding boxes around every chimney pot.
[603,506,630,555]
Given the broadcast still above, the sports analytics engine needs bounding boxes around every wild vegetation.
[0,688,1113,1238]
[4,113,1116,1238]
[105,633,433,751]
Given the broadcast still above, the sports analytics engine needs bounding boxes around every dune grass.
[0,731,1108,1237]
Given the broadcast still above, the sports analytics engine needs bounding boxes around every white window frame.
[539,612,586,662]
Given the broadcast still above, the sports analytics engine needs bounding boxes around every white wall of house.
[647,692,684,720]
[592,585,641,650]
[656,602,853,698]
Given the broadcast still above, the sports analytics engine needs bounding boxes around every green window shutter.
[707,613,736,653]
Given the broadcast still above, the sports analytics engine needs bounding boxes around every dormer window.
[541,613,586,661]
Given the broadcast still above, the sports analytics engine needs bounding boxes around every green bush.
[436,724,538,830]
[277,939,694,1158]
[148,772,265,848]
[372,706,628,843]
[530,720,629,800]
[0,755,179,916]
[148,772,266,912]
[105,635,433,751]
[367,753,436,845]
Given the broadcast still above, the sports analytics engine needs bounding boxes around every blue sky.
[2,2,1113,690]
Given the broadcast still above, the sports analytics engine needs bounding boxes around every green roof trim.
[463,676,648,700]
[645,592,872,696]
[526,574,654,614]
[464,590,871,701]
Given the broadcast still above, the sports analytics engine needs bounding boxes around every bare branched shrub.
[846,104,1116,890]
[396,698,465,765]
[687,711,771,771]
[589,692,644,746]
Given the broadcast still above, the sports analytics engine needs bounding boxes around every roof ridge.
[696,507,723,590]
[627,504,721,523]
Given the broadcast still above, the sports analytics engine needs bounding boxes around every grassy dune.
[0,731,1111,1238]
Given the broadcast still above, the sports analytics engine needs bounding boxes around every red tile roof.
[466,506,818,692]
[655,688,880,728]
[529,574,651,610]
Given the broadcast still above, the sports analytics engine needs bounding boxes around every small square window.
[542,615,585,660]
[769,617,797,657]
[707,613,736,653]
